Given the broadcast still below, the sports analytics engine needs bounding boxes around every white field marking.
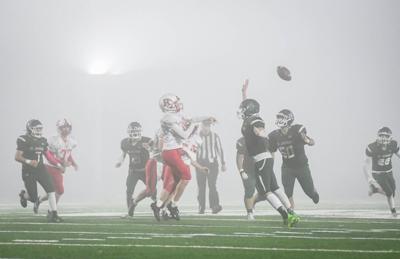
[62,238,105,241]
[13,239,59,243]
[107,237,152,240]
[312,230,351,234]
[274,231,312,235]
[0,242,398,254]
[0,222,398,234]
[3,230,400,242]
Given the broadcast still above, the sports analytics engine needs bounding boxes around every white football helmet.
[159,93,183,113]
[56,118,72,136]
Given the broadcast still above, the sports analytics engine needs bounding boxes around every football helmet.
[128,122,142,140]
[276,109,294,128]
[159,93,183,113]
[56,118,72,136]
[26,119,43,138]
[377,127,392,145]
[237,99,260,119]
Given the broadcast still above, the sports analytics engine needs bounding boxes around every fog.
[1,0,399,207]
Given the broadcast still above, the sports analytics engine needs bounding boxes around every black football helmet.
[276,109,294,128]
[377,127,392,145]
[237,99,260,119]
[26,119,43,138]
[127,122,142,140]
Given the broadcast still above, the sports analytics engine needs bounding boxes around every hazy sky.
[1,0,399,207]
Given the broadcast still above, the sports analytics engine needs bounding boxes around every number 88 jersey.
[366,140,399,172]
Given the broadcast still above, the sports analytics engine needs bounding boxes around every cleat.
[211,205,223,214]
[33,197,41,214]
[287,212,300,227]
[128,202,137,217]
[167,203,180,221]
[312,192,319,204]
[120,214,133,219]
[198,207,205,215]
[247,213,255,221]
[150,202,161,221]
[19,190,27,208]
[391,208,398,218]
[48,211,63,223]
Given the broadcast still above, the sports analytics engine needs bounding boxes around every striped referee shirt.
[197,131,225,165]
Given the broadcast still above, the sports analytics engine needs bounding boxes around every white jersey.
[47,135,77,163]
[160,112,189,150]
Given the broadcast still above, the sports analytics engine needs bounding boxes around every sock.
[387,196,395,210]
[156,200,163,208]
[48,192,57,212]
[247,208,253,214]
[277,206,288,219]
[273,188,291,209]
[161,207,167,213]
[266,193,283,210]
[171,201,178,208]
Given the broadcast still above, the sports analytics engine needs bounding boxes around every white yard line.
[62,238,106,241]
[0,242,398,254]
[13,239,59,243]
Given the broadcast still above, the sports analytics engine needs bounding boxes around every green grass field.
[0,207,399,259]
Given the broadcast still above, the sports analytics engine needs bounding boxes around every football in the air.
[277,66,292,81]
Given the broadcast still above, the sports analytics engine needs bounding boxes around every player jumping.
[364,127,399,217]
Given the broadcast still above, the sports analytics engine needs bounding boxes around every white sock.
[171,201,178,207]
[266,193,283,210]
[273,188,291,209]
[48,192,57,212]
[387,196,395,210]
[156,200,163,208]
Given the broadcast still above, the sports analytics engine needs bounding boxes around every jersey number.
[279,145,295,159]
[377,157,391,166]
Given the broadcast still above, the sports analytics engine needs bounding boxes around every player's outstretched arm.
[242,79,249,101]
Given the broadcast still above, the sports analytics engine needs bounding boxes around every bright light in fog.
[88,60,110,75]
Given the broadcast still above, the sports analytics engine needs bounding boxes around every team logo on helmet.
[159,93,183,113]
[128,122,142,140]
[377,127,392,145]
[237,99,260,119]
[276,109,294,128]
[26,119,43,138]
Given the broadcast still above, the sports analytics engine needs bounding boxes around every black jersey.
[16,134,48,172]
[236,137,255,173]
[366,140,399,172]
[268,124,308,168]
[241,115,268,157]
[121,137,151,170]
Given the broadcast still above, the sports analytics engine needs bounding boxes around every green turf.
[0,210,399,259]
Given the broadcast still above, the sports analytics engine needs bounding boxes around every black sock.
[277,206,288,219]
[247,209,253,214]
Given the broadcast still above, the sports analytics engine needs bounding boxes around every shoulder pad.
[17,135,27,142]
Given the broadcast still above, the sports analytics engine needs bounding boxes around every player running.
[15,119,63,222]
[116,122,152,218]
[151,93,213,221]
[364,127,399,217]
[36,119,78,212]
[268,109,319,209]
[238,80,299,227]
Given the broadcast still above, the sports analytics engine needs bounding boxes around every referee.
[196,120,226,214]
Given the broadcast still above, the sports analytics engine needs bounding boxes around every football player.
[238,87,299,226]
[15,119,62,222]
[36,119,78,212]
[268,109,319,209]
[236,136,267,220]
[364,127,400,217]
[151,93,213,221]
[116,122,152,217]
[126,129,162,217]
